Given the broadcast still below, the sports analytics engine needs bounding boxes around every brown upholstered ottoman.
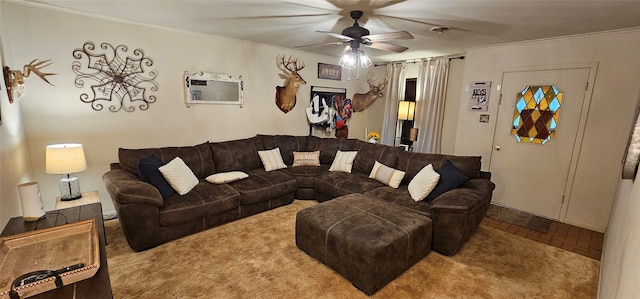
[295,193,432,295]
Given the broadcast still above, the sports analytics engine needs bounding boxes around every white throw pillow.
[158,157,199,195]
[258,147,287,171]
[206,171,249,184]
[408,164,441,201]
[369,161,406,188]
[329,150,358,173]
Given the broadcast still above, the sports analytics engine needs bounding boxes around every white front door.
[490,66,592,220]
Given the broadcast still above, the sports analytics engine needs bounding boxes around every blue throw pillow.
[137,155,175,199]
[426,160,469,202]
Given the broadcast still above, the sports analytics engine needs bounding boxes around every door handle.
[495,145,501,151]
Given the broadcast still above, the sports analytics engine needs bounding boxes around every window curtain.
[380,62,406,146]
[414,58,450,153]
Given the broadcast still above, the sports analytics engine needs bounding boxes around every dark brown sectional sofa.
[103,134,495,255]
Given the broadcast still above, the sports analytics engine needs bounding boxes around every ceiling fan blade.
[364,42,408,53]
[376,14,443,28]
[217,13,332,20]
[295,41,347,49]
[363,31,414,42]
[317,31,353,41]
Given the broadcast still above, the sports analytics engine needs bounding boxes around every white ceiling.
[20,0,640,62]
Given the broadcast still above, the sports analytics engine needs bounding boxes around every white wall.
[454,28,640,231]
[0,2,372,217]
[599,176,640,298]
[0,2,34,229]
[600,96,640,298]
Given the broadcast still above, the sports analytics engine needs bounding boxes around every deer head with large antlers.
[275,55,306,113]
[3,59,56,103]
[352,72,388,112]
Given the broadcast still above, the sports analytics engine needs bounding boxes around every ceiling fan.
[297,10,414,53]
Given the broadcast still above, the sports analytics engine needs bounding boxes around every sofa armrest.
[429,179,495,213]
[428,178,495,255]
[479,171,491,180]
[103,169,164,207]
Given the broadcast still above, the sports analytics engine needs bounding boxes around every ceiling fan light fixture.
[338,52,357,69]
[359,51,372,68]
[339,49,371,80]
[338,50,371,69]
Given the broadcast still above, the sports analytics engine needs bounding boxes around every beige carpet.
[105,200,599,298]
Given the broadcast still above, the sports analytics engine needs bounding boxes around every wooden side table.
[56,191,100,210]
[1,203,113,299]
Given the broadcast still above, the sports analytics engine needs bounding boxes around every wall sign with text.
[317,63,341,81]
[468,81,491,111]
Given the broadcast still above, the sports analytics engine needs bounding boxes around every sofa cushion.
[281,165,330,188]
[408,164,440,201]
[306,137,357,165]
[369,161,405,188]
[426,160,469,202]
[258,147,287,171]
[254,135,308,165]
[292,151,320,167]
[364,186,432,218]
[205,171,249,184]
[119,142,215,179]
[158,182,241,227]
[137,155,174,199]
[229,169,297,205]
[209,137,262,172]
[159,157,199,195]
[329,150,358,173]
[351,140,403,174]
[314,171,386,198]
[440,155,482,179]
[397,151,481,184]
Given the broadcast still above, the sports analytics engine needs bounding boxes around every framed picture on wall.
[468,81,491,111]
[318,63,341,81]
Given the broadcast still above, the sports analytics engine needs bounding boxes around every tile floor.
[482,216,604,261]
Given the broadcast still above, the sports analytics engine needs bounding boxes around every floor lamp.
[46,143,87,201]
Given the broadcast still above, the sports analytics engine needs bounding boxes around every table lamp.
[45,143,87,201]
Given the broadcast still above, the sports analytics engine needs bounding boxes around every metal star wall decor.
[72,41,158,112]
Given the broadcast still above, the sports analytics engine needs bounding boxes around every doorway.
[490,65,595,220]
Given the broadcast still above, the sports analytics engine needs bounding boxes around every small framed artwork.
[318,63,341,81]
[468,81,491,111]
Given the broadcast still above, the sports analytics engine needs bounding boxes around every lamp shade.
[398,101,416,121]
[45,143,87,174]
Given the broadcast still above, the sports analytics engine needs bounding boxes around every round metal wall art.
[72,41,158,112]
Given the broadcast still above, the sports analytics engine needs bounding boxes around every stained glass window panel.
[511,85,563,144]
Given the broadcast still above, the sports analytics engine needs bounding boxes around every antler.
[366,71,375,87]
[378,76,389,90]
[278,55,305,74]
[366,72,388,90]
[23,59,56,86]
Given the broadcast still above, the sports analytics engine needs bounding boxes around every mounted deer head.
[3,59,56,103]
[275,55,306,113]
[352,72,388,112]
